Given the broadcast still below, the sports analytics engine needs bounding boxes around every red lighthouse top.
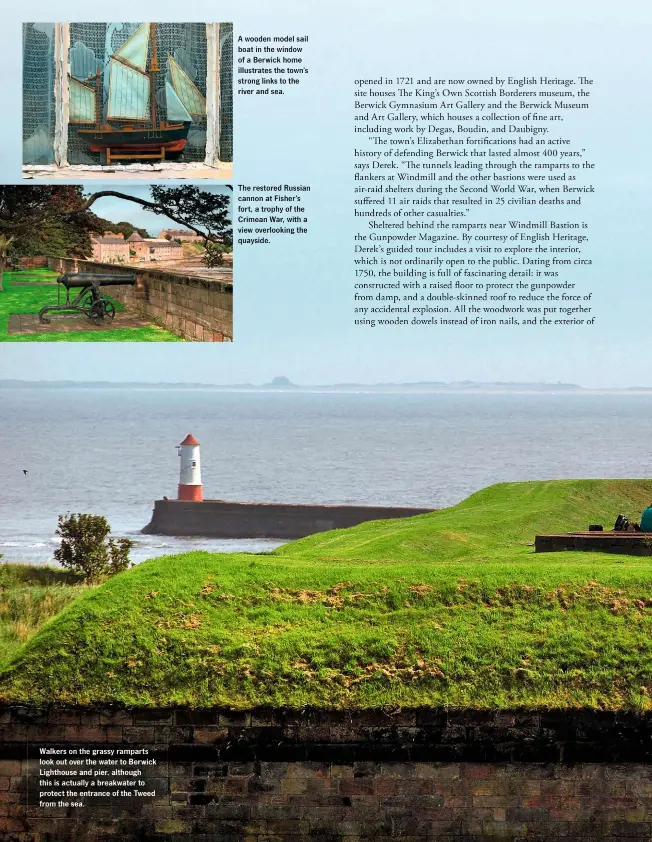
[179,433,200,446]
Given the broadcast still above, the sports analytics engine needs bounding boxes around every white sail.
[168,54,206,117]
[107,58,150,121]
[114,22,150,71]
[69,77,96,123]
[165,81,192,123]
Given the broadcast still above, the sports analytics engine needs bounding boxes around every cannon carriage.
[38,272,136,324]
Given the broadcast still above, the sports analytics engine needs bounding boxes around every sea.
[1,387,651,566]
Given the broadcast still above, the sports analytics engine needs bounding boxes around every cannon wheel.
[78,290,95,313]
[88,299,116,322]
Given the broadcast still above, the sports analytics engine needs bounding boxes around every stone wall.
[535,533,652,555]
[142,500,434,539]
[2,705,652,840]
[47,258,233,342]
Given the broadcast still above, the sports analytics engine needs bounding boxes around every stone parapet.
[2,705,652,840]
[47,257,233,342]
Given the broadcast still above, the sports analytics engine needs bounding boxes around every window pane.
[22,23,56,165]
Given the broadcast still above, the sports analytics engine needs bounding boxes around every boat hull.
[78,123,190,153]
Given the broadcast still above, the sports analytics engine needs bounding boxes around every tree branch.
[77,191,217,240]
[0,190,224,242]
[0,218,44,233]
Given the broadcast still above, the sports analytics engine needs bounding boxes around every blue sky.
[88,186,232,237]
[2,0,650,387]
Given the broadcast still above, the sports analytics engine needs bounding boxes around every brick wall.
[2,705,652,840]
[16,256,48,269]
[48,258,233,342]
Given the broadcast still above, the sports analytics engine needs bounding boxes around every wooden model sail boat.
[69,22,206,159]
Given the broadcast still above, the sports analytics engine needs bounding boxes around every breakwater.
[142,499,434,538]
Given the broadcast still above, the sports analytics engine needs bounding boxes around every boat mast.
[93,66,101,129]
[148,22,160,130]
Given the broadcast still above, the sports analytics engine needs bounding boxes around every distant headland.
[2,378,652,393]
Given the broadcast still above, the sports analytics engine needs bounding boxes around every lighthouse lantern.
[177,433,203,501]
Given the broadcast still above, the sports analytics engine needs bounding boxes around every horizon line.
[4,378,652,391]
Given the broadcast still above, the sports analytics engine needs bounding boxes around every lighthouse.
[177,433,203,502]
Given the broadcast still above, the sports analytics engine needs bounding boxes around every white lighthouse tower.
[177,433,203,502]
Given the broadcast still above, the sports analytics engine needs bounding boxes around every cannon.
[38,272,136,324]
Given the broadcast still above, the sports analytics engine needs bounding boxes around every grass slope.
[0,564,89,668]
[3,479,652,709]
[282,479,652,563]
[0,275,181,342]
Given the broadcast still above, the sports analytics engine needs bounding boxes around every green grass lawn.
[4,267,60,283]
[182,242,206,256]
[3,479,652,709]
[0,273,182,342]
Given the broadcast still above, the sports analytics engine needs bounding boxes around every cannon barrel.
[58,272,137,289]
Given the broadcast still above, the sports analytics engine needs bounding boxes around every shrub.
[203,241,230,268]
[107,537,133,576]
[53,514,134,583]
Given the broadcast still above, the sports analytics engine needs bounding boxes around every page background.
[1,0,648,387]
